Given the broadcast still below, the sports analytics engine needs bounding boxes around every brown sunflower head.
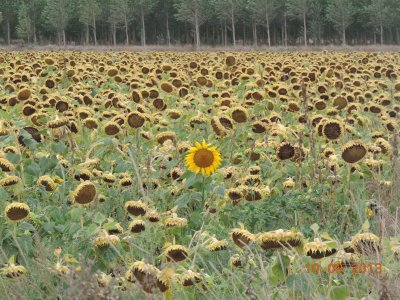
[164,244,189,262]
[276,142,295,161]
[351,233,381,255]
[129,220,146,233]
[323,120,343,141]
[72,181,97,205]
[257,229,304,250]
[5,202,30,222]
[231,107,248,123]
[304,239,337,259]
[231,228,255,248]
[341,140,367,164]
[124,201,147,216]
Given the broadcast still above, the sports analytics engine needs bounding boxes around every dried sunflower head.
[1,263,27,278]
[231,228,255,248]
[124,201,147,216]
[351,233,380,255]
[257,229,304,250]
[72,181,97,205]
[304,239,337,259]
[164,244,189,263]
[4,202,30,222]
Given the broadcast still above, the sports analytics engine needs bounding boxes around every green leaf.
[25,162,41,177]
[70,207,85,222]
[38,155,58,174]
[51,141,67,155]
[330,285,349,300]
[94,212,106,225]
[176,193,191,208]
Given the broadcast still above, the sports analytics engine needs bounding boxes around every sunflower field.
[0,51,399,300]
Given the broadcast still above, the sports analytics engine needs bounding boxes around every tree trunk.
[6,20,11,45]
[194,9,201,50]
[224,20,227,46]
[243,21,246,45]
[166,12,171,46]
[396,29,400,45]
[342,28,346,46]
[141,11,146,46]
[266,13,271,47]
[33,25,37,44]
[303,12,307,47]
[380,22,383,45]
[63,30,66,47]
[112,23,116,46]
[86,24,90,45]
[125,15,129,45]
[231,4,236,47]
[284,13,288,47]
[93,16,97,46]
[252,19,257,47]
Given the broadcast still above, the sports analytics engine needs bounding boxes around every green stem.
[201,175,206,207]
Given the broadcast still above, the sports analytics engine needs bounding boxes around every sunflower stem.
[201,175,206,207]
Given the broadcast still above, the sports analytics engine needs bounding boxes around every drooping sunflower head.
[351,232,381,255]
[37,175,57,192]
[5,202,30,223]
[257,229,304,251]
[0,175,21,187]
[304,239,337,259]
[129,261,159,293]
[341,140,367,164]
[164,244,189,263]
[129,220,146,233]
[231,228,255,248]
[94,231,120,249]
[181,270,202,286]
[1,263,27,278]
[72,181,97,205]
[124,201,147,216]
[185,140,222,176]
[331,251,359,268]
[164,214,187,228]
[207,239,229,252]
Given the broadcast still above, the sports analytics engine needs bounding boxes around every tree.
[246,0,264,46]
[0,0,15,45]
[132,0,158,46]
[213,0,242,47]
[42,0,71,46]
[309,0,326,45]
[287,0,309,46]
[262,0,279,47]
[17,2,31,42]
[365,0,389,45]
[326,0,355,45]
[174,0,211,50]
[108,0,131,45]
[79,0,101,45]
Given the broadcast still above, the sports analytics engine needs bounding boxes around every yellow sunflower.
[185,140,222,176]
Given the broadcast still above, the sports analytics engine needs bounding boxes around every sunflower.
[181,270,202,286]
[185,140,222,176]
[1,264,27,278]
[5,202,30,222]
[207,239,229,251]
[304,239,337,259]
[257,229,304,250]
[164,244,189,262]
[351,232,380,255]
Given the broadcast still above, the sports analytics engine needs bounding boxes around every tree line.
[0,0,399,49]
